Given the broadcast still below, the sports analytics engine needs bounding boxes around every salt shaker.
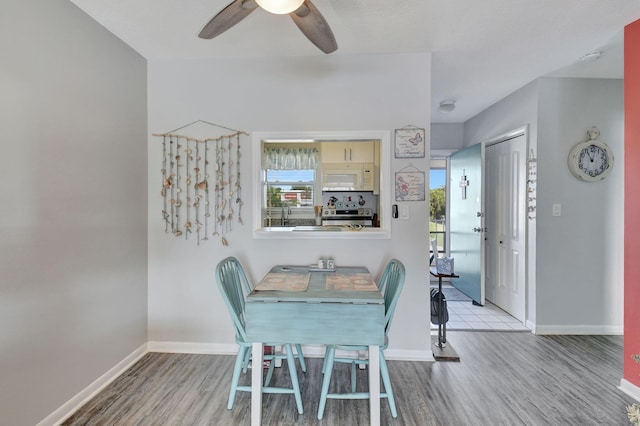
[317,257,326,269]
[327,258,335,270]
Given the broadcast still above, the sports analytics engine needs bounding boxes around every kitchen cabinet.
[321,141,375,164]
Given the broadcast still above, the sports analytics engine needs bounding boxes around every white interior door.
[484,134,527,321]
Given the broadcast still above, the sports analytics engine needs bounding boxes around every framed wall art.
[395,170,426,201]
[394,126,425,158]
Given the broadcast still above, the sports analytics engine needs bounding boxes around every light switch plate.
[400,206,409,220]
[552,203,561,217]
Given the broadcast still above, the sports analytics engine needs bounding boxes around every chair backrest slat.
[378,259,406,335]
[215,256,252,342]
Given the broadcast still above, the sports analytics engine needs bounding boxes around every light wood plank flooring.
[62,332,635,425]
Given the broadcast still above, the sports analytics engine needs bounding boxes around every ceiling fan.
[198,0,338,54]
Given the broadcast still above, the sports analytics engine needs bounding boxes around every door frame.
[482,125,531,325]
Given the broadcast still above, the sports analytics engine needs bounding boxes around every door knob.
[473,227,483,233]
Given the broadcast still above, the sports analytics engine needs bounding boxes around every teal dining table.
[246,265,385,425]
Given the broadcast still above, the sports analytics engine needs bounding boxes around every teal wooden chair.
[215,257,304,413]
[217,257,306,375]
[317,258,406,419]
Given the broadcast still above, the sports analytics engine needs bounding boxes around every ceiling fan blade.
[289,1,337,54]
[198,0,259,40]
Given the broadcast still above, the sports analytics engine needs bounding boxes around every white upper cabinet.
[321,141,375,164]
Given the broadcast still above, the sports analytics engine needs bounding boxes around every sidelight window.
[430,160,447,255]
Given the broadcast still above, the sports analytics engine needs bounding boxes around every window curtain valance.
[263,147,319,170]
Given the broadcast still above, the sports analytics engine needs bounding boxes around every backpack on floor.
[430,288,448,324]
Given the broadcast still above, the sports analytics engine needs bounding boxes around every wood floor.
[61,332,636,425]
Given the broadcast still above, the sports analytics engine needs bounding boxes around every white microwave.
[321,163,374,191]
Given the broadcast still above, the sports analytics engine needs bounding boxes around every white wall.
[147,53,432,357]
[463,77,624,333]
[0,1,148,424]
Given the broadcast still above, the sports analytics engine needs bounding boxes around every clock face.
[577,144,609,178]
[568,140,613,181]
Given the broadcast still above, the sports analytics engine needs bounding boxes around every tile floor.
[430,285,530,332]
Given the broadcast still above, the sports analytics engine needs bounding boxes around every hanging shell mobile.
[155,126,246,246]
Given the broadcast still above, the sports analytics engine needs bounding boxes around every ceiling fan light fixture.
[255,0,305,14]
[439,100,456,113]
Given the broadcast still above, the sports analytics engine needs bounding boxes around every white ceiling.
[70,0,640,123]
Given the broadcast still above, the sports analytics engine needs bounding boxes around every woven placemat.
[325,273,377,291]
[256,273,310,291]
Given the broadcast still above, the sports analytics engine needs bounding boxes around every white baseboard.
[534,325,623,335]
[296,344,434,362]
[620,379,640,402]
[384,348,435,362]
[526,319,536,333]
[146,341,434,362]
[147,341,238,355]
[36,343,147,426]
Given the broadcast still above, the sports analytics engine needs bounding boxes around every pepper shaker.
[327,258,335,270]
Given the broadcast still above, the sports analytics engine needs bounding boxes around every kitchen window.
[265,169,315,208]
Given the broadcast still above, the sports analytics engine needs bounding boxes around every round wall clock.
[567,127,614,182]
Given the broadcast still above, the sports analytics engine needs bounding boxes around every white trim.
[36,344,147,426]
[384,348,435,362]
[251,130,392,239]
[482,125,528,147]
[619,379,640,402]
[294,344,433,362]
[534,325,623,335]
[147,341,238,355]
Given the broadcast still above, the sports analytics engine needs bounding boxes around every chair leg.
[264,352,276,387]
[317,346,336,420]
[295,344,307,372]
[379,351,397,418]
[242,346,251,373]
[228,346,249,409]
[284,344,304,414]
[321,346,330,374]
[351,360,357,393]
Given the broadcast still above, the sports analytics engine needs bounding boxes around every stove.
[322,208,373,227]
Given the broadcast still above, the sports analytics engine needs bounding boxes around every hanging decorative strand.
[203,140,210,242]
[194,140,202,244]
[174,138,183,237]
[235,132,243,225]
[213,138,222,240]
[184,140,192,238]
[161,136,169,232]
[169,138,176,233]
[220,138,229,246]
[153,120,248,246]
[227,135,233,234]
